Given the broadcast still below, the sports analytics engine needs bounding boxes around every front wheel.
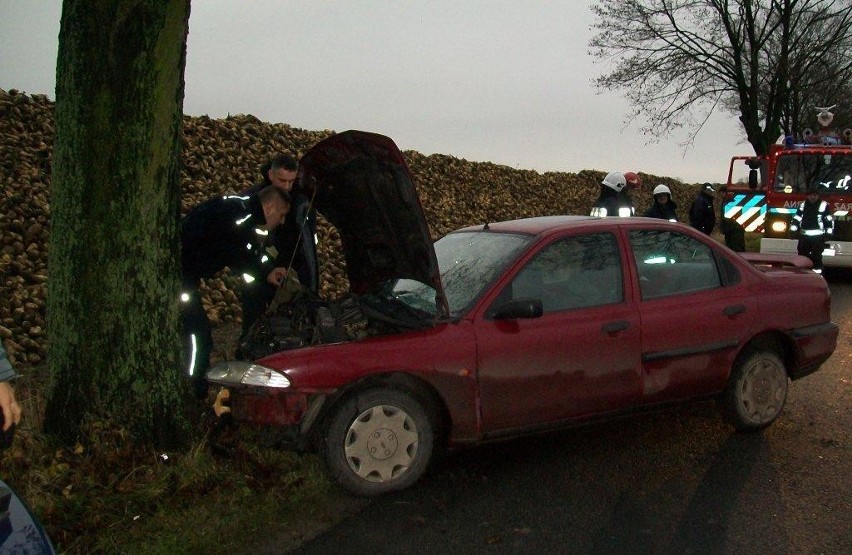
[722,347,789,431]
[321,388,435,496]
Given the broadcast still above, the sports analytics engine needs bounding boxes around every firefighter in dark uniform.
[180,186,290,397]
[645,184,679,221]
[591,172,634,217]
[790,185,834,273]
[622,171,641,216]
[239,155,318,341]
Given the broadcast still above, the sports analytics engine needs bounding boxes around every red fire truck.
[722,110,852,269]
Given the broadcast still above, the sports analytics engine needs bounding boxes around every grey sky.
[0,0,747,183]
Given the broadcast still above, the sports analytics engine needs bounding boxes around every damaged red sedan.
[207,131,838,496]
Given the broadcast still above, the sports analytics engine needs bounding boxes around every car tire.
[321,388,435,496]
[722,347,789,431]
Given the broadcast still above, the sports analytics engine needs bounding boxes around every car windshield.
[435,230,533,317]
[774,153,852,194]
[371,278,440,318]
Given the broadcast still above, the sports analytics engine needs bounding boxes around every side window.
[504,233,623,312]
[716,253,742,286]
[629,230,722,300]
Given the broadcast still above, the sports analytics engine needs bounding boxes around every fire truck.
[722,107,852,269]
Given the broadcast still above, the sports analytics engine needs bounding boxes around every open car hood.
[298,131,449,318]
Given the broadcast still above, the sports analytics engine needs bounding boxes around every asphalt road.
[288,272,852,554]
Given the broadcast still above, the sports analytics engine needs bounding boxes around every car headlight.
[206,361,291,388]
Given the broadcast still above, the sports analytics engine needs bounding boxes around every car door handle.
[724,304,746,318]
[601,320,629,334]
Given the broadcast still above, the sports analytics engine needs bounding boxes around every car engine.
[239,290,432,360]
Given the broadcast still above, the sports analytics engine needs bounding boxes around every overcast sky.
[0,0,749,183]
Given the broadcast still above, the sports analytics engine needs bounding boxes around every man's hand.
[0,381,21,432]
[266,267,288,286]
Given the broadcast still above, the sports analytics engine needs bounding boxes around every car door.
[475,231,643,434]
[627,228,756,403]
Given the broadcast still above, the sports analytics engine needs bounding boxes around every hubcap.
[740,356,787,425]
[344,405,419,483]
[366,428,398,460]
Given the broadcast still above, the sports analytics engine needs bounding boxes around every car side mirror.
[491,298,543,320]
[748,168,759,190]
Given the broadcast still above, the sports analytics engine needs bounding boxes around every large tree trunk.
[45,0,192,447]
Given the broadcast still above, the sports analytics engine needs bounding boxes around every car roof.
[451,215,678,237]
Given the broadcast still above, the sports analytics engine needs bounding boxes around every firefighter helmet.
[602,171,627,192]
[624,172,642,189]
[653,184,671,197]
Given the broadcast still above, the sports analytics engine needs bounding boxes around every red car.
[207,131,838,496]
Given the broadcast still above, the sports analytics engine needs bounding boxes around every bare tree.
[45,0,192,446]
[589,0,852,155]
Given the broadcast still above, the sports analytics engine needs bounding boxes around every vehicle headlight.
[771,221,787,233]
[206,361,291,388]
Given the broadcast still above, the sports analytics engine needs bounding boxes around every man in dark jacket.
[790,186,834,273]
[689,183,716,234]
[239,154,318,340]
[180,186,290,397]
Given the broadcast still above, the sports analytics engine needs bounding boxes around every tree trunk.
[45,0,192,447]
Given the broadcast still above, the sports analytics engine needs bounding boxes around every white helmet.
[653,184,671,196]
[602,171,627,192]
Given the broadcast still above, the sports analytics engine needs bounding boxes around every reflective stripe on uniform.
[187,334,198,376]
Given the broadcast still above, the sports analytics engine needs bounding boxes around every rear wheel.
[722,347,789,431]
[321,388,435,496]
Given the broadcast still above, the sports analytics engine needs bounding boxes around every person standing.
[180,186,290,397]
[644,184,678,221]
[239,154,318,340]
[256,153,298,192]
[591,172,634,218]
[790,186,834,273]
[689,183,716,234]
[621,171,641,216]
[0,339,22,433]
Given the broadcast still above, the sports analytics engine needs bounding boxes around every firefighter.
[644,184,678,221]
[622,171,641,216]
[239,154,318,342]
[790,185,834,273]
[689,183,716,235]
[718,186,746,252]
[591,172,634,217]
[180,186,290,398]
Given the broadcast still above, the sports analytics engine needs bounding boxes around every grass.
[0,366,363,554]
[744,232,761,252]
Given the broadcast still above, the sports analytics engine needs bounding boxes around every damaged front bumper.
[208,361,330,450]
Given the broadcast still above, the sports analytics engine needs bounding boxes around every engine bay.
[238,287,435,360]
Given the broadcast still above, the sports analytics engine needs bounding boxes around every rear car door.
[627,228,755,402]
[475,231,643,434]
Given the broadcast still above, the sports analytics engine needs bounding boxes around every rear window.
[629,230,722,300]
